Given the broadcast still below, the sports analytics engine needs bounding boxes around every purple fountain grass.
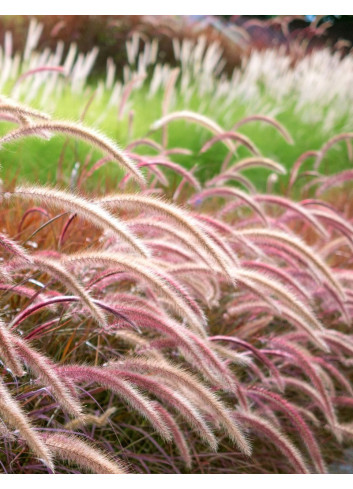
[319,330,353,358]
[206,156,286,187]
[106,304,235,389]
[0,232,32,263]
[205,343,252,369]
[59,213,77,247]
[0,282,55,305]
[41,433,126,474]
[231,114,294,145]
[7,254,108,329]
[314,133,353,170]
[13,335,83,418]
[123,157,202,191]
[151,268,207,325]
[1,76,353,473]
[239,228,346,302]
[299,199,338,212]
[62,251,207,337]
[234,410,311,474]
[8,295,138,334]
[7,292,222,385]
[180,275,220,308]
[23,318,65,341]
[0,378,54,471]
[150,110,235,152]
[107,368,218,451]
[268,338,337,430]
[145,240,196,263]
[224,299,270,319]
[0,99,51,126]
[111,356,250,454]
[206,172,257,193]
[152,403,192,468]
[126,138,163,152]
[165,148,192,156]
[5,185,150,258]
[122,154,168,187]
[316,169,353,195]
[169,263,282,316]
[194,221,240,268]
[245,386,327,473]
[0,120,145,185]
[0,319,25,377]
[96,193,235,281]
[127,218,218,268]
[114,331,166,361]
[332,396,353,410]
[313,357,353,397]
[310,208,353,248]
[270,375,336,429]
[173,164,199,201]
[236,268,326,336]
[267,303,329,350]
[210,336,284,391]
[78,156,111,184]
[319,282,351,324]
[192,213,266,259]
[199,131,260,156]
[254,194,329,238]
[14,65,66,85]
[56,364,172,441]
[334,423,353,443]
[18,206,51,232]
[241,260,312,304]
[189,187,268,226]
[287,150,319,195]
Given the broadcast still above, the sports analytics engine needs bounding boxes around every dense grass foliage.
[0,20,353,474]
[0,19,352,189]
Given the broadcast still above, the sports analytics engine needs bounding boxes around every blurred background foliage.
[0,15,352,77]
